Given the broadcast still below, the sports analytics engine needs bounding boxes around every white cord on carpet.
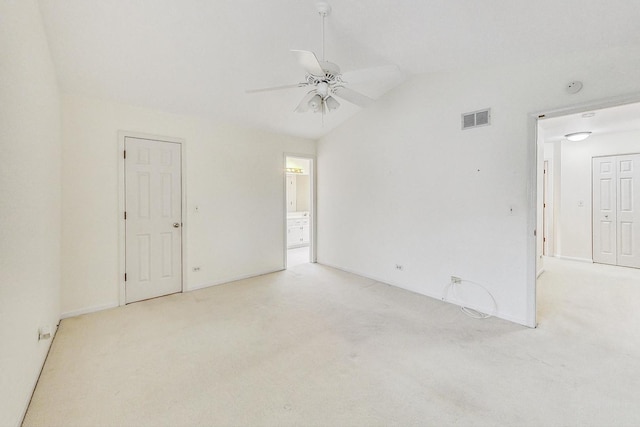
[442,277,497,319]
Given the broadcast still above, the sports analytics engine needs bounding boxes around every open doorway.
[535,99,640,322]
[537,101,640,266]
[285,155,314,268]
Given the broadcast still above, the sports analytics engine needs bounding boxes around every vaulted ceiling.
[38,0,640,139]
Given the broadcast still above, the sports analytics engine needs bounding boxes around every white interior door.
[593,154,640,268]
[617,154,640,268]
[125,137,182,303]
[593,157,617,265]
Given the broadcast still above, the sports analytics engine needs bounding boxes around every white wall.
[317,47,640,326]
[295,175,311,212]
[543,141,561,256]
[61,94,315,316]
[0,1,61,425]
[556,130,640,261]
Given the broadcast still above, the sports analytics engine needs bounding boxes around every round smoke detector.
[566,81,583,94]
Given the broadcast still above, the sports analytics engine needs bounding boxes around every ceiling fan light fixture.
[565,131,592,141]
[317,81,329,97]
[325,95,340,111]
[308,94,323,112]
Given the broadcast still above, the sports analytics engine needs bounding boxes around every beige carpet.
[23,258,640,426]
[287,246,310,268]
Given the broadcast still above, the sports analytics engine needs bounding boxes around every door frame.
[118,131,187,306]
[542,159,551,256]
[283,153,317,267]
[528,92,640,327]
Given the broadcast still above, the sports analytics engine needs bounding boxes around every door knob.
[173,223,180,228]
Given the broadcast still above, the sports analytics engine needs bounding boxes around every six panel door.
[592,157,617,265]
[592,154,640,269]
[125,137,182,303]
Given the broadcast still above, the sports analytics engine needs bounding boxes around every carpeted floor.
[23,258,640,426]
[287,246,310,268]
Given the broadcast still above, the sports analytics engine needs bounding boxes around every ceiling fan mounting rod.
[321,12,325,61]
[316,2,331,62]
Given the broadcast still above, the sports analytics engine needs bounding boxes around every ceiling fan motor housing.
[319,61,340,76]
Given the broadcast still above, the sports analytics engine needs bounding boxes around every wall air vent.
[462,108,491,130]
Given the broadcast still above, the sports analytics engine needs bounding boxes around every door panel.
[125,137,182,303]
[599,221,614,254]
[593,157,617,265]
[617,154,640,268]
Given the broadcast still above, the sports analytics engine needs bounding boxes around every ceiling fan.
[246,2,391,115]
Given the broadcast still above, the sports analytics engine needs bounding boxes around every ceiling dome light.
[565,131,592,141]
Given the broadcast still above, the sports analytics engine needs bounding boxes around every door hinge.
[124,273,127,281]
[124,211,127,220]
[123,150,126,159]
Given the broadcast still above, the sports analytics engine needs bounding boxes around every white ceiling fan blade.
[246,83,304,94]
[294,91,318,113]
[332,87,374,108]
[291,50,325,77]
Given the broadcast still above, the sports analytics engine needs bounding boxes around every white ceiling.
[538,102,640,143]
[38,0,640,139]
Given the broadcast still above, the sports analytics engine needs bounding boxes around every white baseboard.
[556,255,593,263]
[61,269,286,319]
[186,268,285,292]
[60,302,118,319]
[316,261,530,327]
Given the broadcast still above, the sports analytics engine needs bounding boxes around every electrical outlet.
[192,267,201,272]
[38,326,51,341]
[451,276,462,284]
[395,264,404,271]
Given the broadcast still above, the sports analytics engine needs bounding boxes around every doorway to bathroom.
[285,155,314,268]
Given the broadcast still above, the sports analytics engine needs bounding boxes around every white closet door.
[593,157,617,265]
[125,137,182,303]
[617,154,640,268]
